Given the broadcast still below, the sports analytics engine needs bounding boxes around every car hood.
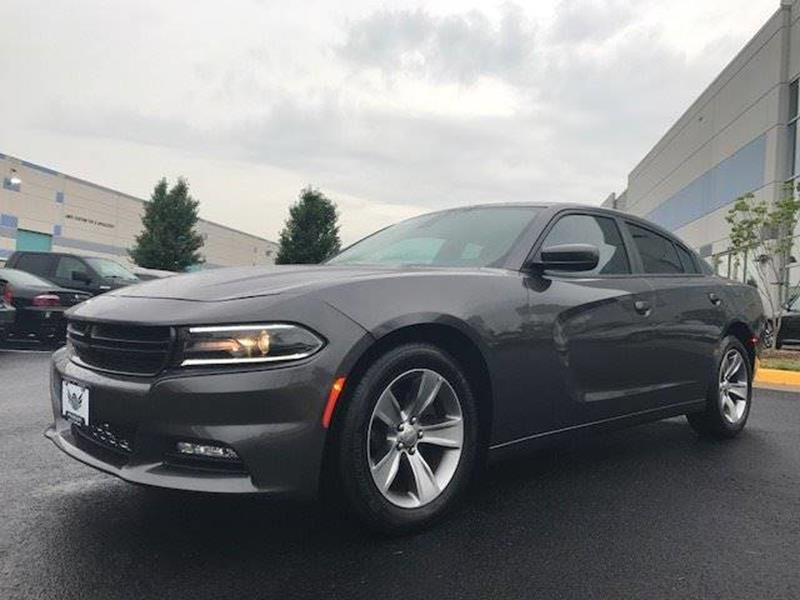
[108,265,446,302]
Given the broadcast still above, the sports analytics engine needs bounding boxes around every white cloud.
[0,0,778,244]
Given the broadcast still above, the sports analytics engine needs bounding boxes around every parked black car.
[6,251,139,296]
[46,204,765,533]
[0,268,91,342]
[0,299,14,342]
[776,296,800,348]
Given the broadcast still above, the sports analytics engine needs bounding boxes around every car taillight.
[32,294,61,307]
[2,284,12,304]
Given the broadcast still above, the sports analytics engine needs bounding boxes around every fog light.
[176,441,239,460]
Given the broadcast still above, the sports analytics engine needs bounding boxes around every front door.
[528,211,661,427]
[52,256,93,291]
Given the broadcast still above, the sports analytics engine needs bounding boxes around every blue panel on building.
[645,134,766,232]
[56,191,64,204]
[55,236,127,256]
[0,213,18,228]
[16,229,53,252]
[53,224,62,237]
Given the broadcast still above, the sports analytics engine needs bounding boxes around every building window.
[791,78,798,173]
[2,177,21,192]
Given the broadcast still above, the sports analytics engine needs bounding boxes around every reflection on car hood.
[109,265,443,302]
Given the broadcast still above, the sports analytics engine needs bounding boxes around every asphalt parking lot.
[2,348,800,600]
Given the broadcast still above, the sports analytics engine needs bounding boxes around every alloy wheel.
[367,368,464,508]
[718,348,748,425]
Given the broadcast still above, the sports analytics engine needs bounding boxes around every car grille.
[67,321,174,376]
[73,421,135,455]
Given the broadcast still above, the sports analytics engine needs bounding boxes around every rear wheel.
[333,343,478,534]
[687,336,752,438]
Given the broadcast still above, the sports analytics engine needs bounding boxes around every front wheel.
[687,336,752,439]
[333,343,479,534]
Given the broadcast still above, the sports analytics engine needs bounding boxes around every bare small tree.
[725,181,800,345]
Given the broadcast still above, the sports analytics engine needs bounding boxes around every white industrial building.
[0,152,277,269]
[606,0,800,294]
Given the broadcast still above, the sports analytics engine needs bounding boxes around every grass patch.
[760,349,800,372]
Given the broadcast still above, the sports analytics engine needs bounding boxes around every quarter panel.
[715,279,766,333]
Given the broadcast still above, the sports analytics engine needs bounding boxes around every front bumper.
[46,325,366,497]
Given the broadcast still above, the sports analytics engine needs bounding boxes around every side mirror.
[530,243,600,273]
[71,271,91,284]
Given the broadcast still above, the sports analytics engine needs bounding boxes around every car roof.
[12,251,72,256]
[421,202,694,251]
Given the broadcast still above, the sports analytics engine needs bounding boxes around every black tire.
[687,335,752,439]
[332,343,479,535]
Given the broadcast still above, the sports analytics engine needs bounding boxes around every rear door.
[527,210,662,427]
[623,221,724,405]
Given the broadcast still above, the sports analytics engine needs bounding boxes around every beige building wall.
[611,1,799,261]
[0,153,277,268]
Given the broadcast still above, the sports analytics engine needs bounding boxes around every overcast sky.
[0,0,778,244]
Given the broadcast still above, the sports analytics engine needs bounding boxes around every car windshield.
[85,258,138,281]
[328,206,542,267]
[0,268,54,287]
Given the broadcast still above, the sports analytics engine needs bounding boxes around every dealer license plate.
[61,380,90,426]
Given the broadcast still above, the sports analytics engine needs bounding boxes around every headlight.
[180,324,325,366]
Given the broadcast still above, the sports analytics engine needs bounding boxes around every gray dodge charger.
[46,203,766,533]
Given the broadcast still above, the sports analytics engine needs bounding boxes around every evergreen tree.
[129,178,205,271]
[276,187,341,264]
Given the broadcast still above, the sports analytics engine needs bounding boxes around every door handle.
[708,292,722,306]
[634,300,651,315]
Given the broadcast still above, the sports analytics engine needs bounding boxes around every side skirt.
[488,399,706,460]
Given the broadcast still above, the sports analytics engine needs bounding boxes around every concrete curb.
[755,359,800,388]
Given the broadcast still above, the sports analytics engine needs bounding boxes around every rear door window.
[541,214,631,275]
[626,223,684,274]
[675,245,699,274]
[14,253,53,277]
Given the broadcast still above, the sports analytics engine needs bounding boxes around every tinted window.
[675,245,698,273]
[627,223,683,274]
[14,253,52,276]
[541,214,630,275]
[56,256,89,280]
[329,207,541,267]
